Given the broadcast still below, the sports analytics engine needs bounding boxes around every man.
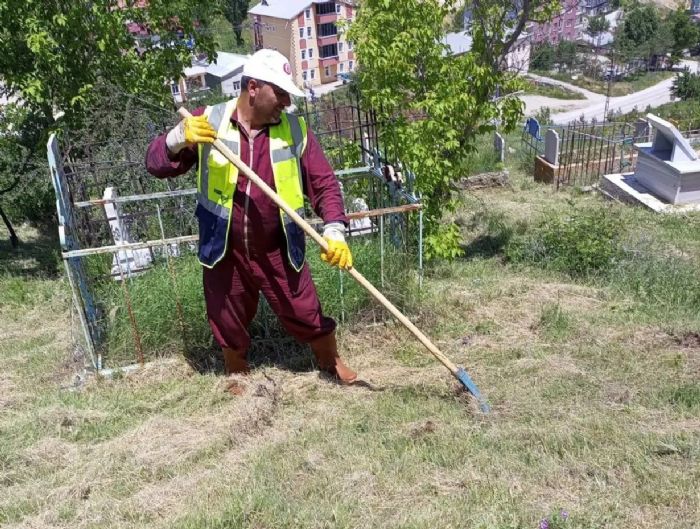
[146,49,357,383]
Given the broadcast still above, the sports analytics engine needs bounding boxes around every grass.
[522,79,585,100]
[1,163,700,528]
[91,233,420,368]
[532,70,674,97]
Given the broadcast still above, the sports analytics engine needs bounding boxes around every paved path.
[524,60,699,125]
[526,72,604,101]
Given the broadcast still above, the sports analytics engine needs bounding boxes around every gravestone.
[544,129,560,166]
[634,113,700,205]
[103,187,153,278]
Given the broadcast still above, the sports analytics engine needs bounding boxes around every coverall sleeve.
[144,106,206,179]
[301,128,349,226]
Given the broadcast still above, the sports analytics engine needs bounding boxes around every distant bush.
[505,207,624,277]
[672,71,700,101]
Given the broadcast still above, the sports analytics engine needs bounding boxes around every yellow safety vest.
[195,98,308,270]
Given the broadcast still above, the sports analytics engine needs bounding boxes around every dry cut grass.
[1,194,699,529]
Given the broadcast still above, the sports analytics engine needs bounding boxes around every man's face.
[248,80,291,123]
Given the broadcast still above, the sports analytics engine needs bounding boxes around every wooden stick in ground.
[177,106,490,412]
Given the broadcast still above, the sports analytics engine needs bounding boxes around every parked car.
[336,72,352,84]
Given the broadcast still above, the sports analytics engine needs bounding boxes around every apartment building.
[248,0,358,89]
[528,0,585,45]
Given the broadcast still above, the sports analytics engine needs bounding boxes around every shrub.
[672,71,700,101]
[505,207,624,277]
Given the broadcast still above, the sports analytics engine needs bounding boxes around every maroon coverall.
[145,108,348,351]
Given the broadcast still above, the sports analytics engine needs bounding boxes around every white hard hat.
[243,49,305,97]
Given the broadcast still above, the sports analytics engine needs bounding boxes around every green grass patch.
[93,235,420,367]
[523,79,585,100]
[505,206,625,278]
[533,70,674,96]
[536,302,575,341]
[658,383,700,412]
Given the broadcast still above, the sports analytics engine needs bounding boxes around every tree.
[615,3,661,69]
[221,0,249,48]
[586,15,609,41]
[0,0,217,223]
[556,40,578,73]
[0,0,217,128]
[346,0,559,258]
[672,70,700,101]
[586,15,609,79]
[531,43,556,71]
[668,8,699,66]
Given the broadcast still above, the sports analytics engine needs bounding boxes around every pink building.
[249,0,359,88]
[528,0,584,45]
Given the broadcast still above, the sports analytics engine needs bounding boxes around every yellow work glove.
[320,222,352,269]
[165,115,217,154]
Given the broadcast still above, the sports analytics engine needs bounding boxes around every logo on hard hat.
[283,62,291,75]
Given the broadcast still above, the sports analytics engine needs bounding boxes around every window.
[233,81,241,92]
[299,27,304,38]
[319,43,338,58]
[349,60,354,70]
[310,69,315,79]
[301,49,306,60]
[308,48,313,58]
[316,2,336,15]
[317,22,337,37]
[336,3,341,14]
[305,8,311,19]
[324,66,330,76]
[306,26,312,37]
[339,62,344,72]
[348,40,353,50]
[170,83,180,95]
[338,42,343,52]
[303,70,308,80]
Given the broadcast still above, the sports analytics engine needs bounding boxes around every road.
[524,60,699,125]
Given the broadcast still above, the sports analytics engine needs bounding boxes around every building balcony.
[316,12,338,25]
[318,56,339,67]
[316,34,338,47]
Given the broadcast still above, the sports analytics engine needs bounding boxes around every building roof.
[206,52,250,78]
[604,9,623,30]
[580,31,614,47]
[184,52,250,79]
[443,31,473,55]
[249,0,312,20]
[443,31,529,56]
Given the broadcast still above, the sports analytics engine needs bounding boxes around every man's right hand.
[166,115,217,154]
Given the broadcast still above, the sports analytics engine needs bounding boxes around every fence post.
[493,132,505,163]
[47,134,99,366]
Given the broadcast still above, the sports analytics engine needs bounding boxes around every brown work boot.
[222,347,250,375]
[309,331,357,384]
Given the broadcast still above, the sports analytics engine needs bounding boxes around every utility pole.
[604,46,614,122]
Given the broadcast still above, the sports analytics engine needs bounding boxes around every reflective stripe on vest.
[195,99,308,270]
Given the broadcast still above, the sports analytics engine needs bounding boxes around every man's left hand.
[321,223,352,269]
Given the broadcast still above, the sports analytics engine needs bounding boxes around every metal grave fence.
[49,87,424,372]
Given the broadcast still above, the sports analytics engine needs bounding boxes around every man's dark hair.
[240,76,265,91]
